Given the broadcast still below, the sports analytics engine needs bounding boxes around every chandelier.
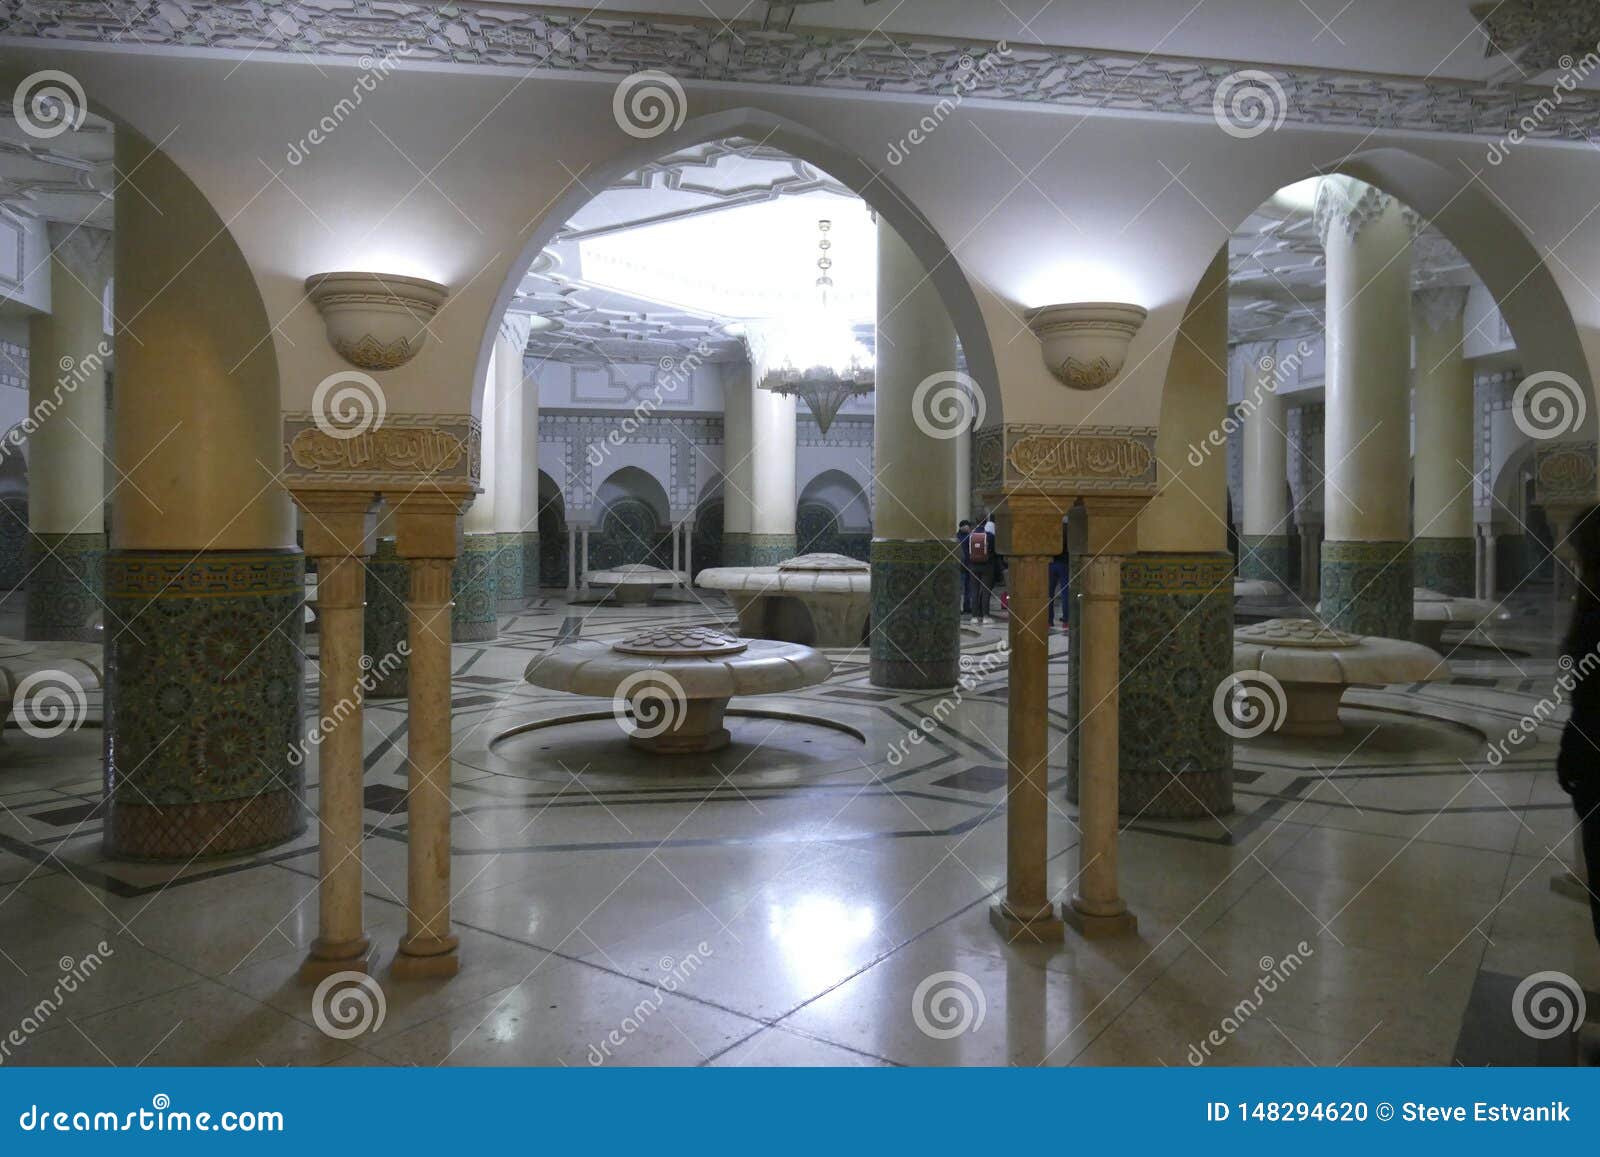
[755,218,874,436]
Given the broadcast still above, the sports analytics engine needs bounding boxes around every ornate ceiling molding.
[6,1,1600,144]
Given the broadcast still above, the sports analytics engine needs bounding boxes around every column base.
[988,901,1065,944]
[1320,540,1412,638]
[452,533,498,642]
[869,539,960,690]
[364,538,409,698]
[1413,537,1474,596]
[1238,533,1291,586]
[24,531,103,641]
[494,531,526,611]
[746,533,796,566]
[1062,899,1139,939]
[721,532,752,567]
[392,934,461,980]
[297,936,377,983]
[102,549,306,861]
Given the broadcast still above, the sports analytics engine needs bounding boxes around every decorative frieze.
[1534,441,1598,505]
[975,424,1158,496]
[281,412,481,489]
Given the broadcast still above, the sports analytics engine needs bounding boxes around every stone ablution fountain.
[694,552,871,647]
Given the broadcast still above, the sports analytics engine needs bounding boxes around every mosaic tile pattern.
[24,531,103,642]
[1238,533,1291,585]
[100,549,305,860]
[521,531,540,598]
[0,500,27,589]
[494,531,525,610]
[720,530,750,567]
[1321,539,1413,638]
[1414,537,1475,597]
[746,533,797,567]
[452,533,498,642]
[869,539,961,689]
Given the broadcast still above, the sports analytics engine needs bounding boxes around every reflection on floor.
[0,588,1595,1067]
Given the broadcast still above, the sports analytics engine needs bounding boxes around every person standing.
[967,512,996,623]
[956,519,975,617]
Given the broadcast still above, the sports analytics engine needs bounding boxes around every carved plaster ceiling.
[1228,197,1475,343]
[511,137,874,367]
[0,106,113,230]
[5,1,1600,142]
[1474,0,1600,83]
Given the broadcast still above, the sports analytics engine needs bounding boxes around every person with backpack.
[956,520,975,616]
[965,512,996,623]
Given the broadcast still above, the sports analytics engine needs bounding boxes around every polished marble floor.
[0,584,1595,1067]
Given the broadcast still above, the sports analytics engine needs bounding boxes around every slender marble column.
[454,349,498,641]
[954,421,973,525]
[989,495,1067,944]
[720,361,755,566]
[1412,288,1475,596]
[870,219,959,689]
[389,492,470,979]
[748,370,797,565]
[566,525,577,592]
[293,492,378,980]
[26,224,111,641]
[492,322,528,611]
[1315,176,1415,638]
[1238,343,1291,587]
[102,128,303,860]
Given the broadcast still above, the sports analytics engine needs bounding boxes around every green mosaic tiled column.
[24,531,103,641]
[522,531,541,598]
[869,539,960,689]
[1238,533,1291,585]
[722,532,752,566]
[746,533,795,566]
[0,501,28,589]
[1321,540,1412,638]
[102,549,306,860]
[452,532,498,642]
[363,537,409,698]
[1413,537,1474,597]
[494,530,525,611]
[1066,553,1234,819]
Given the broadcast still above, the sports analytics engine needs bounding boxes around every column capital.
[994,493,1071,556]
[1313,175,1416,247]
[1071,495,1148,556]
[1413,286,1469,334]
[46,222,112,290]
[498,312,533,353]
[288,489,379,558]
[385,490,473,559]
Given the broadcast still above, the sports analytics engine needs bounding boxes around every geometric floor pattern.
[0,589,1594,1066]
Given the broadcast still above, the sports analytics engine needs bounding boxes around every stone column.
[1065,497,1145,937]
[1299,521,1322,602]
[1315,176,1415,638]
[1238,343,1291,587]
[720,361,755,566]
[748,372,797,565]
[102,128,303,859]
[454,348,498,641]
[26,224,111,641]
[989,494,1069,944]
[1485,528,1499,598]
[1412,288,1475,596]
[870,219,960,689]
[389,492,471,979]
[491,319,529,611]
[293,492,378,980]
[566,525,577,592]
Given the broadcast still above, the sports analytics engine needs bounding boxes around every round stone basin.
[524,625,832,754]
[696,553,870,647]
[1234,578,1286,602]
[583,563,681,605]
[1231,618,1447,737]
[1410,587,1503,648]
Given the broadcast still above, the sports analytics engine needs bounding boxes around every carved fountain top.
[1234,618,1360,650]
[610,625,750,658]
[778,553,869,573]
